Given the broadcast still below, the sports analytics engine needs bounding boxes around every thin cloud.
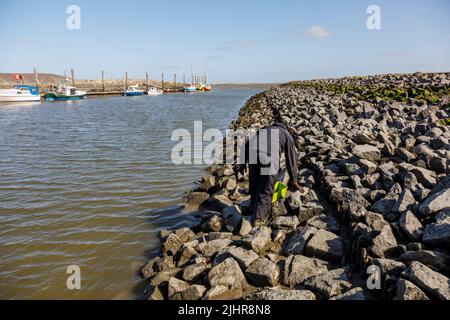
[305,26,332,39]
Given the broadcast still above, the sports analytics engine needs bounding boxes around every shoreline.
[140,71,450,301]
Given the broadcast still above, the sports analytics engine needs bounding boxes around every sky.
[0,0,449,83]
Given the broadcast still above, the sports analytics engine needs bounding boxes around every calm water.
[0,88,262,299]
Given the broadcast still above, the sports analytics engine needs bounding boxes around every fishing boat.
[184,85,197,93]
[45,82,86,101]
[204,84,212,91]
[147,86,163,96]
[0,85,41,102]
[123,84,146,96]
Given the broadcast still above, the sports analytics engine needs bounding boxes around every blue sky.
[0,0,449,83]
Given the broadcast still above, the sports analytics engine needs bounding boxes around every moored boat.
[147,86,163,96]
[184,85,197,93]
[123,85,146,96]
[45,82,86,101]
[0,85,41,102]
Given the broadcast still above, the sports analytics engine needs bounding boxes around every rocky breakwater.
[141,72,450,301]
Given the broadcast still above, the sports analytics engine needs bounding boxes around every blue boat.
[123,85,145,96]
[183,85,197,93]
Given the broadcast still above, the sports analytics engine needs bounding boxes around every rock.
[392,190,417,215]
[208,258,247,289]
[245,257,279,287]
[303,273,345,299]
[141,256,174,279]
[272,216,299,231]
[176,245,198,267]
[174,227,196,243]
[298,201,324,223]
[283,255,327,287]
[162,234,184,256]
[182,262,208,282]
[173,285,207,301]
[203,285,243,300]
[206,194,234,212]
[185,192,210,207]
[373,258,406,277]
[222,205,243,232]
[282,226,318,256]
[399,211,423,242]
[423,222,450,248]
[167,277,190,299]
[353,144,381,162]
[201,214,224,232]
[150,268,181,286]
[201,175,216,192]
[238,217,253,236]
[395,279,429,300]
[398,250,450,275]
[330,287,366,300]
[247,288,316,300]
[306,214,339,233]
[146,285,165,300]
[215,246,259,269]
[207,232,233,241]
[243,226,272,254]
[418,188,450,216]
[400,163,437,189]
[403,261,450,300]
[198,239,233,258]
[305,229,344,263]
[370,225,398,258]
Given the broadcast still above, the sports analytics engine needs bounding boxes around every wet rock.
[185,192,210,207]
[283,255,327,287]
[214,246,259,269]
[399,211,424,242]
[208,258,247,289]
[283,226,318,256]
[418,188,450,217]
[403,261,450,300]
[245,257,279,287]
[395,279,429,300]
[243,226,272,254]
[305,229,344,263]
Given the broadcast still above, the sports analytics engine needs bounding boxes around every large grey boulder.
[272,216,299,231]
[214,246,259,269]
[222,205,243,232]
[208,258,247,289]
[423,222,450,248]
[182,262,208,282]
[398,250,450,275]
[330,287,366,300]
[243,226,272,254]
[283,255,327,287]
[282,226,318,256]
[403,261,450,300]
[198,239,233,258]
[399,211,423,242]
[162,233,184,256]
[353,144,381,162]
[418,188,450,216]
[370,225,398,258]
[245,257,279,287]
[305,229,344,263]
[167,277,190,299]
[303,273,347,299]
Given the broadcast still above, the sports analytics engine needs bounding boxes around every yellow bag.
[272,182,288,203]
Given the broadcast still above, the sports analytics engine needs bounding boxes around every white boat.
[0,85,41,102]
[45,82,86,101]
[147,86,163,96]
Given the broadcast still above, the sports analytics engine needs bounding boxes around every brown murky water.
[0,88,262,299]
